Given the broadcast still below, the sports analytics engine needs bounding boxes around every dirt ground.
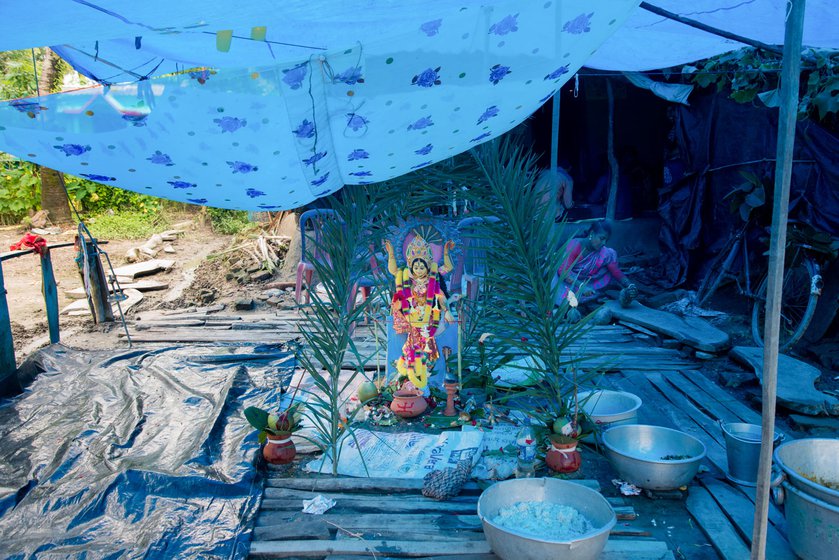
[0,217,281,359]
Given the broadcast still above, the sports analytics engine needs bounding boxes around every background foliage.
[680,48,839,130]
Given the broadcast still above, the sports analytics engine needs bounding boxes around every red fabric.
[9,233,47,255]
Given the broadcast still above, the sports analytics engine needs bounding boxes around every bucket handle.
[770,467,787,505]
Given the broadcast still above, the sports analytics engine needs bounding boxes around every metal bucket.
[720,422,782,486]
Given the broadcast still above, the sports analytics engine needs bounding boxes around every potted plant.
[546,433,582,473]
[462,139,602,438]
[244,402,304,465]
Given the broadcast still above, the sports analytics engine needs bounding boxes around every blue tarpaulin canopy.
[0,1,640,209]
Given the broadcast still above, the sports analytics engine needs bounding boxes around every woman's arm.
[440,240,455,275]
[558,239,582,276]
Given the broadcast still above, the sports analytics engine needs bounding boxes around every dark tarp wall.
[0,344,295,559]
[658,91,839,287]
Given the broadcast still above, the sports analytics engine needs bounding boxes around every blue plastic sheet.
[0,344,295,559]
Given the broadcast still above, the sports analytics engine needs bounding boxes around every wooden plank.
[681,370,764,425]
[263,488,479,504]
[264,477,600,494]
[645,372,729,471]
[249,539,492,557]
[667,371,743,425]
[686,486,750,560]
[251,539,672,559]
[253,516,332,541]
[255,513,482,531]
[40,249,60,344]
[259,498,477,515]
[701,479,795,560]
[324,555,498,560]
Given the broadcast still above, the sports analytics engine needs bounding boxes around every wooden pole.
[0,260,17,395]
[605,78,619,220]
[751,2,806,559]
[40,248,60,344]
[549,92,561,219]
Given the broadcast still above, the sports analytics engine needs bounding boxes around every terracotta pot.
[390,389,428,418]
[263,433,296,464]
[546,440,582,473]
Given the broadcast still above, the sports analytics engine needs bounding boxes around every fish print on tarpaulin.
[0,1,639,210]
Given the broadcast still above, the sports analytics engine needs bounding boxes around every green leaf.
[745,187,766,208]
[730,88,758,103]
[244,406,270,431]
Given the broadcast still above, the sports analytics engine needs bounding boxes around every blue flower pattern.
[214,116,246,133]
[349,171,372,177]
[54,144,91,157]
[81,173,115,182]
[477,106,499,125]
[188,198,208,204]
[334,67,364,85]
[246,188,265,198]
[411,161,433,170]
[544,65,569,81]
[346,113,369,132]
[294,119,316,139]
[303,151,327,166]
[282,63,308,90]
[227,161,258,173]
[470,132,492,143]
[489,65,511,85]
[148,150,174,166]
[412,67,441,88]
[348,149,369,161]
[563,13,593,34]
[489,14,518,35]
[415,144,433,156]
[420,19,442,36]
[168,180,196,189]
[408,116,434,131]
[311,173,330,187]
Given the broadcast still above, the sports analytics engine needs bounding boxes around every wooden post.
[0,260,17,395]
[75,236,114,323]
[605,78,619,220]
[751,2,806,559]
[40,247,60,344]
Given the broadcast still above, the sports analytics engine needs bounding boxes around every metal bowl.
[477,478,616,560]
[602,424,706,490]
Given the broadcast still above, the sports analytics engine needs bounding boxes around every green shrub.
[85,211,170,240]
[206,207,252,235]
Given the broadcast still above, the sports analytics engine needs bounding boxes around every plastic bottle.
[515,424,537,478]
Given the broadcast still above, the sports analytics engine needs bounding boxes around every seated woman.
[383,235,456,389]
[554,220,637,309]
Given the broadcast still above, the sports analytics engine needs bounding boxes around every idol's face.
[411,259,429,278]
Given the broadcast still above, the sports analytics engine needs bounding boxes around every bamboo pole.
[605,78,619,220]
[751,2,806,559]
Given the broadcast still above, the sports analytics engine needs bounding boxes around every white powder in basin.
[491,501,594,541]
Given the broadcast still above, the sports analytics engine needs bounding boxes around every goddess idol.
[383,234,455,389]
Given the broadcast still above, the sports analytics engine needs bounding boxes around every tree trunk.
[37,48,73,225]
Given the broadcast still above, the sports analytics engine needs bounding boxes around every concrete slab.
[604,300,731,353]
[730,346,839,416]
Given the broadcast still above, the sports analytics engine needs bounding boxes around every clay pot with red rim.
[390,389,428,418]
[263,432,296,464]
